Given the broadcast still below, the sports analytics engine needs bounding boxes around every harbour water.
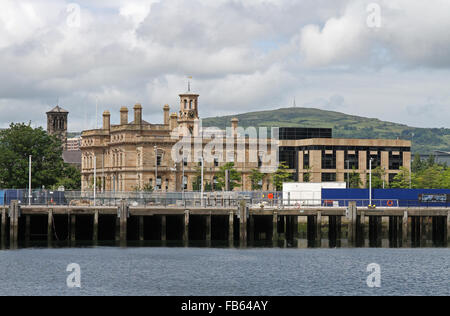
[0,243,449,296]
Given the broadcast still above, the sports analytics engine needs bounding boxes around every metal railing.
[2,189,450,208]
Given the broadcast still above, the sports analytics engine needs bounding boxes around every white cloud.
[0,0,450,131]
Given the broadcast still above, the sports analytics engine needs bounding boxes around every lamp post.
[28,155,32,206]
[410,133,414,189]
[369,157,373,206]
[93,154,96,206]
[154,146,158,191]
[346,159,350,188]
[200,156,204,207]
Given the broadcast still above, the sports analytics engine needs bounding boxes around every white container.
[283,182,347,206]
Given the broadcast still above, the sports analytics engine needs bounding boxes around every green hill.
[202,107,450,154]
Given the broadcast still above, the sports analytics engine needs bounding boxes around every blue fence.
[0,189,66,206]
[322,189,450,207]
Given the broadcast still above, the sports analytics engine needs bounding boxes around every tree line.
[0,123,81,190]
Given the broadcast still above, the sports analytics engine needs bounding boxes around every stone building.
[80,89,411,192]
[80,88,277,192]
[46,105,68,150]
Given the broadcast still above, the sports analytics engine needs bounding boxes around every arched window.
[184,99,187,109]
[189,100,192,109]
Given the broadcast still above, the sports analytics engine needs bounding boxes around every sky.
[1,0,450,132]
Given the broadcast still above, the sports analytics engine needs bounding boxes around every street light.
[28,155,32,206]
[200,156,204,207]
[93,154,97,206]
[369,157,373,207]
[154,146,159,191]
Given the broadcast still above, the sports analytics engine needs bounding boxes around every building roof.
[47,105,69,114]
[62,150,81,165]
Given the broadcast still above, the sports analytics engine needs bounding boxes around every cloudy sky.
[1,0,450,132]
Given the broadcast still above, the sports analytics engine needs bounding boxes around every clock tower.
[178,83,199,136]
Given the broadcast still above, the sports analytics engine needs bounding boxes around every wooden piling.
[347,202,357,243]
[206,214,211,242]
[272,211,278,242]
[249,215,254,243]
[9,201,19,244]
[70,214,76,242]
[228,211,234,243]
[47,210,53,243]
[402,211,408,245]
[316,211,322,242]
[447,211,450,244]
[239,201,247,244]
[139,216,144,241]
[119,201,128,243]
[184,210,190,242]
[93,210,99,242]
[161,215,166,241]
[1,209,6,244]
[25,215,31,243]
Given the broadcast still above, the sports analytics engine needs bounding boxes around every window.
[321,150,336,169]
[183,176,188,190]
[303,152,310,169]
[214,158,219,167]
[156,177,162,190]
[183,157,188,166]
[157,155,162,166]
[367,151,381,169]
[389,151,403,170]
[322,173,336,182]
[344,150,359,169]
[388,173,397,184]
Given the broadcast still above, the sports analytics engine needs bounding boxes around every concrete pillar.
[48,210,53,243]
[70,214,76,242]
[272,212,278,242]
[239,201,247,244]
[228,211,234,243]
[292,216,299,239]
[402,211,408,245]
[420,216,429,245]
[336,216,342,240]
[139,216,144,241]
[120,201,128,243]
[9,201,19,244]
[184,210,189,242]
[348,201,357,243]
[316,211,322,242]
[25,215,31,243]
[1,209,6,244]
[206,214,211,242]
[115,217,120,241]
[161,215,166,241]
[447,211,450,244]
[93,210,99,242]
[249,215,254,243]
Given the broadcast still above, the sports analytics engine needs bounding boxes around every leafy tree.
[272,162,292,191]
[303,167,311,183]
[0,123,69,189]
[389,167,411,189]
[215,162,242,191]
[53,164,81,190]
[348,168,362,188]
[411,153,425,173]
[249,168,264,191]
[366,166,386,189]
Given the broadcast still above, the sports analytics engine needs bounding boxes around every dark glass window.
[322,173,336,182]
[389,173,397,184]
[279,147,297,170]
[344,150,359,169]
[367,151,381,169]
[303,152,310,169]
[389,152,403,170]
[157,155,162,166]
[279,127,332,140]
[322,150,336,169]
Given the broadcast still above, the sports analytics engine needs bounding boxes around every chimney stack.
[134,103,142,125]
[103,110,110,131]
[163,104,170,125]
[170,113,178,130]
[120,107,128,125]
[231,117,239,137]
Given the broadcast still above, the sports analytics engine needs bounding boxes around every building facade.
[67,137,82,151]
[46,105,68,150]
[80,90,411,192]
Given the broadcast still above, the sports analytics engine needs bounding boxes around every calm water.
[0,246,449,296]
